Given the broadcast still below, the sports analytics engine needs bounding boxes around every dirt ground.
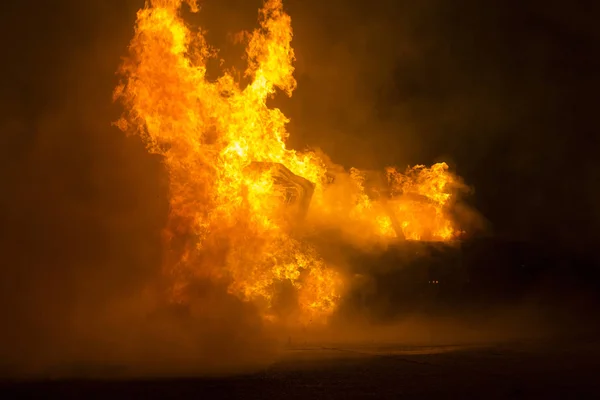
[3,337,599,399]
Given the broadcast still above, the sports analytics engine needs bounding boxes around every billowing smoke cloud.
[0,0,598,378]
[0,0,280,378]
[279,0,600,255]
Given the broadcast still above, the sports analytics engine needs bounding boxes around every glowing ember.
[114,0,464,323]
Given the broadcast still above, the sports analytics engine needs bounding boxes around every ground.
[3,336,600,399]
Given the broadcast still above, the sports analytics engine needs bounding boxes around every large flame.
[114,0,464,323]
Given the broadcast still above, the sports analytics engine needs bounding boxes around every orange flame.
[114,0,464,323]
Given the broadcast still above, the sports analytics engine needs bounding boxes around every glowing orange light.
[114,0,464,324]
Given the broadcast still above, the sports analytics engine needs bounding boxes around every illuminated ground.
[3,338,599,398]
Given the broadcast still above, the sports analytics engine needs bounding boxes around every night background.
[1,0,599,397]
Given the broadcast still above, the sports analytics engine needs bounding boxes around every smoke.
[292,237,600,349]
[1,0,598,379]
[0,92,277,377]
[279,0,600,254]
[0,0,283,379]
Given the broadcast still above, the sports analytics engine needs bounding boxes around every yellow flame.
[114,0,463,323]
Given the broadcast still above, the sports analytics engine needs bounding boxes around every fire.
[114,0,465,323]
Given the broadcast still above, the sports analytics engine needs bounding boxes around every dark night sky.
[0,0,599,366]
